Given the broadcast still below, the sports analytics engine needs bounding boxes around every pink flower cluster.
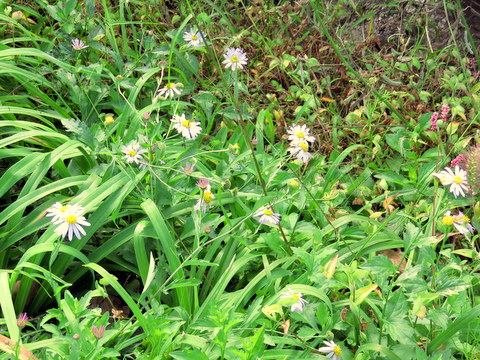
[428,104,450,131]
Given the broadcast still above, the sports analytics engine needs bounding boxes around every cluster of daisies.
[432,165,476,236]
[45,203,90,241]
[287,124,315,164]
[275,289,342,359]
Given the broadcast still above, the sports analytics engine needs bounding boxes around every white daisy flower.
[157,82,183,99]
[318,340,342,360]
[46,202,84,224]
[288,141,313,163]
[442,211,475,235]
[287,124,315,146]
[171,113,202,140]
[432,166,469,198]
[222,47,248,71]
[194,185,215,213]
[280,288,308,312]
[54,213,91,241]
[122,143,147,168]
[254,206,281,225]
[72,38,88,50]
[183,28,204,48]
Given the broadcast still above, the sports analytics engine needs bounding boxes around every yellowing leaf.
[323,253,338,279]
[93,34,105,41]
[353,284,378,305]
[319,97,335,103]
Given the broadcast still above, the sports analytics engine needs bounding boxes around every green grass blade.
[0,273,19,342]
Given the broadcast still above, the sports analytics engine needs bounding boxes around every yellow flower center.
[333,345,342,356]
[289,179,299,187]
[291,294,300,300]
[453,176,463,184]
[166,83,175,89]
[203,191,213,204]
[263,209,273,216]
[192,35,198,40]
[60,206,68,212]
[105,115,114,124]
[66,215,77,224]
[296,132,305,138]
[181,119,191,128]
[231,56,239,63]
[129,150,137,157]
[442,216,454,226]
[299,141,309,152]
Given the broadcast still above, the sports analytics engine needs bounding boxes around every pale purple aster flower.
[254,206,280,225]
[157,82,182,99]
[54,213,91,241]
[183,28,204,48]
[194,185,215,213]
[196,178,209,189]
[171,113,202,140]
[122,142,147,168]
[181,162,195,175]
[318,340,342,360]
[280,289,308,312]
[432,166,469,198]
[222,47,248,71]
[287,124,315,146]
[288,141,313,163]
[46,202,84,224]
[92,325,105,339]
[72,38,89,50]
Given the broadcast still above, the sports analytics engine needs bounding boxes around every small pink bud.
[196,178,209,189]
[17,313,28,328]
[92,325,105,339]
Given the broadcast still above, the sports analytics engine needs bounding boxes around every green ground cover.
[0,0,480,359]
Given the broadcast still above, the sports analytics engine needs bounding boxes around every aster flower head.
[122,142,147,168]
[171,113,202,140]
[287,124,315,146]
[54,210,91,242]
[196,178,209,189]
[194,185,215,213]
[254,206,281,225]
[181,162,195,175]
[17,313,28,328]
[442,210,475,235]
[222,47,248,71]
[432,166,469,198]
[288,141,313,164]
[183,28,204,48]
[280,288,308,312]
[157,82,183,99]
[72,38,88,50]
[46,202,85,224]
[92,325,105,339]
[318,340,342,360]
